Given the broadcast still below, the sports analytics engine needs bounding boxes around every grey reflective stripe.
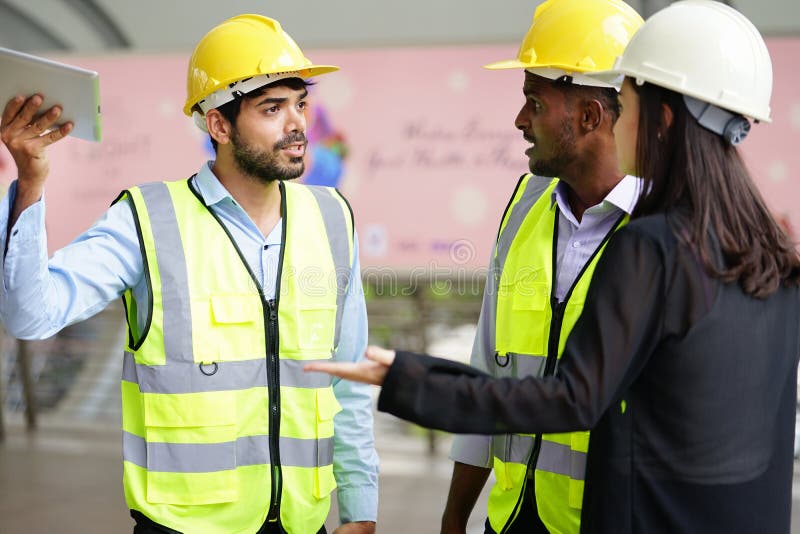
[123,431,334,472]
[513,353,548,379]
[122,352,136,382]
[137,183,194,363]
[123,352,332,393]
[495,176,553,275]
[148,439,237,473]
[491,436,587,480]
[279,357,334,389]
[306,185,351,350]
[535,440,587,481]
[492,434,535,464]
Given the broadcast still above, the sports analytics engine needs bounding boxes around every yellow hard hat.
[485,0,643,84]
[183,14,338,117]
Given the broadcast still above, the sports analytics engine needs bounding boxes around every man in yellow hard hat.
[440,1,643,533]
[0,14,377,534]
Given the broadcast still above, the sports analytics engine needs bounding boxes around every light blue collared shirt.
[0,161,378,523]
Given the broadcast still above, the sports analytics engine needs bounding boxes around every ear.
[206,109,233,146]
[581,99,604,133]
[661,102,674,131]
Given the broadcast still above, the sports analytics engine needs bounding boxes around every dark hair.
[554,79,621,124]
[196,77,313,151]
[631,82,800,298]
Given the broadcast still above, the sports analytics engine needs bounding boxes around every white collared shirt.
[551,175,642,301]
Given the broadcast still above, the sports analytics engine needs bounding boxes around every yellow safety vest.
[487,175,626,534]
[119,179,353,534]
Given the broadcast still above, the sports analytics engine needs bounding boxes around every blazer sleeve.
[377,225,668,435]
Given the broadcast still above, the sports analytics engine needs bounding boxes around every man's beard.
[231,129,307,183]
[529,118,577,178]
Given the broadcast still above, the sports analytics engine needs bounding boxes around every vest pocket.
[568,478,585,509]
[142,391,239,505]
[316,387,342,443]
[568,431,589,509]
[281,305,338,356]
[496,283,549,356]
[203,294,263,362]
[314,388,342,499]
[314,465,337,500]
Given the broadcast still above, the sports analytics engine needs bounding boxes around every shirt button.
[572,241,581,248]
[263,245,269,250]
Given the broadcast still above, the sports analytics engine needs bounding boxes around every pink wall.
[0,40,797,271]
[738,39,800,240]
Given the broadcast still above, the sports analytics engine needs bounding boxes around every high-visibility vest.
[486,175,626,534]
[119,179,354,534]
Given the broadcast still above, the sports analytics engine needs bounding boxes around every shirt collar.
[193,161,232,207]
[550,174,642,218]
[191,160,284,246]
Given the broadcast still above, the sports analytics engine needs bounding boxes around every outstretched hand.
[1,94,74,228]
[1,94,73,186]
[304,345,396,386]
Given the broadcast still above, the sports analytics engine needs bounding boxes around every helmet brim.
[483,58,529,70]
[483,59,615,75]
[584,69,626,90]
[587,68,773,123]
[183,64,340,117]
[298,65,340,78]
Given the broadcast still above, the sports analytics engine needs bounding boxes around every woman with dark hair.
[307,1,800,531]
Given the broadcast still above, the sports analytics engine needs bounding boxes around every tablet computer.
[0,47,102,142]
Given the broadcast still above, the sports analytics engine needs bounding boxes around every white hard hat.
[593,0,772,124]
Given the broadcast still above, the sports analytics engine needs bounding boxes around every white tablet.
[0,47,102,142]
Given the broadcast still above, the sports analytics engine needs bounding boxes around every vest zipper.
[524,208,624,479]
[266,182,289,524]
[265,298,283,522]
[523,201,568,484]
[526,301,565,496]
[185,178,288,525]
[503,210,626,532]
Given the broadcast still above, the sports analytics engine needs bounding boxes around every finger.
[365,346,395,365]
[38,117,73,146]
[304,361,357,378]
[27,105,64,138]
[304,361,383,385]
[10,94,45,131]
[1,95,25,128]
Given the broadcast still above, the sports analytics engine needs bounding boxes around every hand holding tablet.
[0,47,101,142]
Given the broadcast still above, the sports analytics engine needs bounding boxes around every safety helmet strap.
[683,95,751,146]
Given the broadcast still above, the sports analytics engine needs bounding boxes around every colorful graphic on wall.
[302,98,349,189]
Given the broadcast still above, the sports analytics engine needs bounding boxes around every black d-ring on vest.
[495,352,510,368]
[199,362,219,376]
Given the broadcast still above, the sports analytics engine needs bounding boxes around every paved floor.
[1,303,798,533]
[0,409,492,534]
[3,411,800,533]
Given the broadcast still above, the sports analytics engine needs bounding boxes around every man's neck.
[212,159,283,238]
[559,159,624,222]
